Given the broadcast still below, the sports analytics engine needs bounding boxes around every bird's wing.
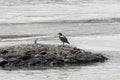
[59,35,70,44]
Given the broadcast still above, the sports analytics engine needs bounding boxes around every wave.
[0,0,84,6]
[0,17,120,25]
[0,3,120,24]
[0,0,119,6]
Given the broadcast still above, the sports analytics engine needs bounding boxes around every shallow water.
[1,23,120,51]
[0,0,120,24]
[0,22,120,80]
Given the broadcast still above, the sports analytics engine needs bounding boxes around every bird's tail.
[67,41,70,44]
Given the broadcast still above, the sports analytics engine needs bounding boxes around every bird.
[58,33,70,46]
[34,38,38,44]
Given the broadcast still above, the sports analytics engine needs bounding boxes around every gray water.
[0,0,119,6]
[0,0,120,80]
[0,22,120,80]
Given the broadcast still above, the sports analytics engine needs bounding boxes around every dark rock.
[0,44,108,69]
[0,60,8,66]
[25,50,35,56]
[18,55,32,60]
[52,59,64,66]
[40,51,47,55]
[0,49,8,55]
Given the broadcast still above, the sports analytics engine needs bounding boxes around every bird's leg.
[63,42,64,47]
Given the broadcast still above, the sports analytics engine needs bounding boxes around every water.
[0,0,120,24]
[0,0,120,80]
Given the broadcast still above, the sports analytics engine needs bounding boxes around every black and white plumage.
[58,33,70,46]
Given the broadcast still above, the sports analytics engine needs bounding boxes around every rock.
[0,57,7,66]
[0,44,108,69]
[40,51,47,55]
[52,58,64,66]
[0,49,8,55]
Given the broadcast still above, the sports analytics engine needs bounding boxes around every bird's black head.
[58,33,62,36]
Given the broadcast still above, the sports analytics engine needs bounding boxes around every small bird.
[34,38,38,44]
[58,33,70,46]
